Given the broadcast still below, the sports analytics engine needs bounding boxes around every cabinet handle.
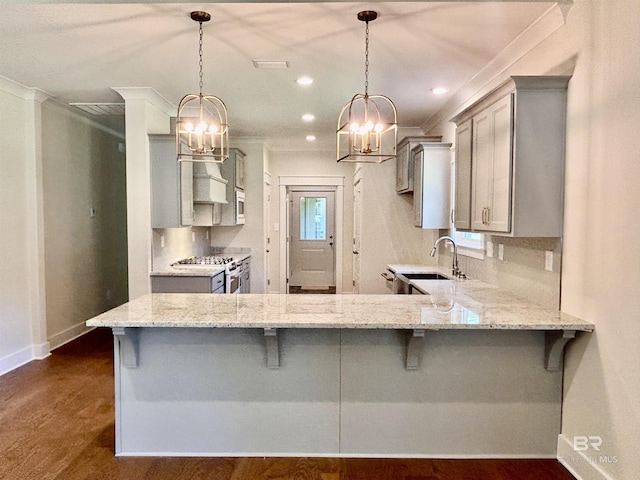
[486,207,490,225]
[451,209,455,224]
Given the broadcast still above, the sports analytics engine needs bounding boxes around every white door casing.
[352,169,363,294]
[289,189,336,287]
[278,176,344,294]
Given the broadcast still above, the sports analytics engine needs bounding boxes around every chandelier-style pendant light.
[336,11,397,163]
[176,11,229,163]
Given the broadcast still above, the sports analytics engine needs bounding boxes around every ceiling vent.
[69,103,125,116]
[252,60,290,69]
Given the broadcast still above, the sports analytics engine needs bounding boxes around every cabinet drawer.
[151,274,223,293]
[210,272,225,292]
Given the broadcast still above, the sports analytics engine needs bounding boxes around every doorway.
[288,189,336,292]
[278,176,344,294]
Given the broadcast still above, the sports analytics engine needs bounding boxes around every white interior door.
[352,174,363,294]
[289,189,336,288]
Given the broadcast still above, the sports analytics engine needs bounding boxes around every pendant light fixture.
[176,11,229,163]
[336,11,397,163]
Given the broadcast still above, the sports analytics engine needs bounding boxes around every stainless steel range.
[173,256,235,266]
[171,256,246,294]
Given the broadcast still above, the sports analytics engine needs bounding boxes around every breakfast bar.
[87,277,593,458]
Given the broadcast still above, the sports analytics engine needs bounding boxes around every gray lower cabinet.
[115,328,561,457]
[151,271,225,293]
[150,134,193,228]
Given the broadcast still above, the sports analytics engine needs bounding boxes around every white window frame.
[454,230,485,260]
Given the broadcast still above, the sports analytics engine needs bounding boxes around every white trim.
[0,74,52,101]
[0,342,51,377]
[557,434,616,480]
[112,87,174,117]
[278,176,344,294]
[116,451,556,459]
[48,322,95,351]
[458,245,485,260]
[421,2,570,133]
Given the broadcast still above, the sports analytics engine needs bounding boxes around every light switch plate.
[545,251,554,271]
[498,244,504,261]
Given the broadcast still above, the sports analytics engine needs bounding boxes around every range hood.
[193,162,228,204]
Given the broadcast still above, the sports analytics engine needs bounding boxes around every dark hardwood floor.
[0,328,576,480]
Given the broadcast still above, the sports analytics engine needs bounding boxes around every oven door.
[235,191,245,225]
[226,273,241,294]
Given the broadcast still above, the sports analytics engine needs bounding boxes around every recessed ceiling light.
[296,76,314,86]
[302,114,315,122]
[253,60,290,69]
[431,87,448,95]
[306,135,316,141]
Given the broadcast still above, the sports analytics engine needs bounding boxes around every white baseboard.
[0,341,51,377]
[557,434,616,480]
[48,321,94,350]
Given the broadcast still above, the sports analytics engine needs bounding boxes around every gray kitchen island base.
[113,327,564,457]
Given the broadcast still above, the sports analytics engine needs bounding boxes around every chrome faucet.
[430,235,465,279]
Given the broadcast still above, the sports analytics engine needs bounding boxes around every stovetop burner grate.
[173,256,234,265]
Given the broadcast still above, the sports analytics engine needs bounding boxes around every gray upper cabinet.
[452,75,571,237]
[454,119,473,230]
[150,134,193,228]
[218,148,246,226]
[396,136,442,194]
[412,142,452,229]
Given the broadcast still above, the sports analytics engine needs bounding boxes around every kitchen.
[1,2,639,480]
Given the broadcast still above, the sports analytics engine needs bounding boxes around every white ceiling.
[0,1,559,149]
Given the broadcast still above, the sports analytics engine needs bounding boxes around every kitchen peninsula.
[87,274,593,458]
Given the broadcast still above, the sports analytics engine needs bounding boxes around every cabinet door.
[412,149,424,227]
[471,110,492,231]
[487,95,512,233]
[396,142,411,193]
[150,135,193,228]
[454,119,472,230]
[235,152,245,190]
[471,95,512,233]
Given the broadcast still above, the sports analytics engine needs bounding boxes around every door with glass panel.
[289,189,336,289]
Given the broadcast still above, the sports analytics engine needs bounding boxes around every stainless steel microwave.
[235,190,245,224]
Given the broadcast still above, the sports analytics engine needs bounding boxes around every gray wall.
[42,101,128,348]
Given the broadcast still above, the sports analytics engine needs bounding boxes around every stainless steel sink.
[401,273,450,280]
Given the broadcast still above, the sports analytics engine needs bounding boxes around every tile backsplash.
[151,227,212,271]
[441,235,562,309]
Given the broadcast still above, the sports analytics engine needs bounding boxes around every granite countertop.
[87,278,594,331]
[150,252,251,277]
[150,266,226,277]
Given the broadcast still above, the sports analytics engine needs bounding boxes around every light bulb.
[365,121,374,131]
[375,123,384,133]
[184,122,194,132]
[350,122,360,132]
[208,124,218,134]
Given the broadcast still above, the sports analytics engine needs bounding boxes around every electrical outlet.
[274,223,279,232]
[206,230,209,240]
[498,244,504,261]
[192,232,196,242]
[545,251,554,271]
[160,234,165,248]
[90,207,96,218]
[486,241,494,258]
